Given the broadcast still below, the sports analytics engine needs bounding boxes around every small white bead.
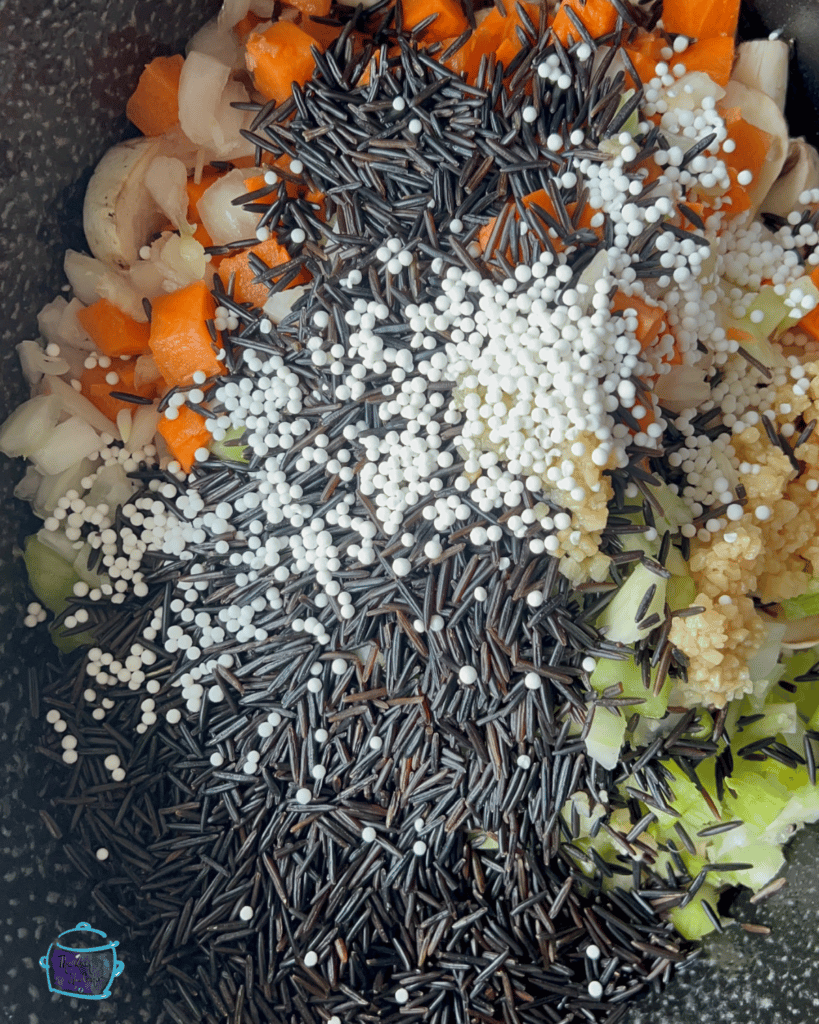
[459,665,478,685]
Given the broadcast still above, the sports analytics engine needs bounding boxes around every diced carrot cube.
[217,236,300,309]
[245,21,320,106]
[76,298,151,358]
[148,280,222,388]
[158,405,211,473]
[553,0,619,46]
[126,55,184,137]
[80,359,161,422]
[401,0,468,43]
[662,0,741,42]
[676,36,735,88]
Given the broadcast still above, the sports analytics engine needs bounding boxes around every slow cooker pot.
[39,921,124,999]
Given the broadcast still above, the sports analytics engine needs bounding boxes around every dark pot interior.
[1,2,819,1022]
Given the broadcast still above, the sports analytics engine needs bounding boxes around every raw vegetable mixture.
[6,0,819,1021]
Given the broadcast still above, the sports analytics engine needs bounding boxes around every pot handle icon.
[113,959,125,978]
[38,955,48,970]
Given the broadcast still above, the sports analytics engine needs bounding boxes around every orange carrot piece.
[495,35,522,71]
[676,35,734,86]
[299,14,343,49]
[553,0,618,46]
[148,280,222,388]
[662,0,740,41]
[192,222,215,249]
[186,170,222,219]
[158,405,211,473]
[77,298,151,358]
[234,12,266,41]
[720,114,772,196]
[797,269,819,339]
[283,0,331,16]
[126,55,185,137]
[438,34,476,76]
[80,360,161,422]
[799,306,819,342]
[401,0,468,44]
[472,7,513,50]
[479,190,555,253]
[625,30,667,86]
[218,236,298,309]
[713,169,751,217]
[611,292,666,350]
[245,21,320,105]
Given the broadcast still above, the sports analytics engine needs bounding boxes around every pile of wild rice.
[34,2,804,1022]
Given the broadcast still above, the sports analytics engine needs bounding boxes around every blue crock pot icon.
[38,921,124,999]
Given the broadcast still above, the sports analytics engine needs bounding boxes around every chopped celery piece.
[643,480,693,530]
[785,649,819,724]
[667,573,697,612]
[651,760,721,837]
[670,882,721,940]
[745,621,788,709]
[781,578,819,621]
[741,286,793,339]
[23,533,80,615]
[597,560,668,644]
[584,705,626,770]
[210,425,249,464]
[732,276,819,345]
[467,830,499,851]
[23,532,99,653]
[51,622,96,654]
[711,843,786,892]
[36,527,107,589]
[735,702,800,746]
[620,482,692,575]
[589,654,672,719]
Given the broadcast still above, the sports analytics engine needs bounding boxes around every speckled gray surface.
[0,3,220,1023]
[1,3,819,1024]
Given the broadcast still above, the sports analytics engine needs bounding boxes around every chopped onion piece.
[178,52,253,159]
[0,394,62,458]
[263,286,307,324]
[187,17,242,69]
[126,404,162,453]
[64,250,148,322]
[17,340,69,385]
[29,417,100,476]
[732,39,789,113]
[33,458,95,518]
[145,156,194,235]
[43,376,120,438]
[198,167,261,246]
